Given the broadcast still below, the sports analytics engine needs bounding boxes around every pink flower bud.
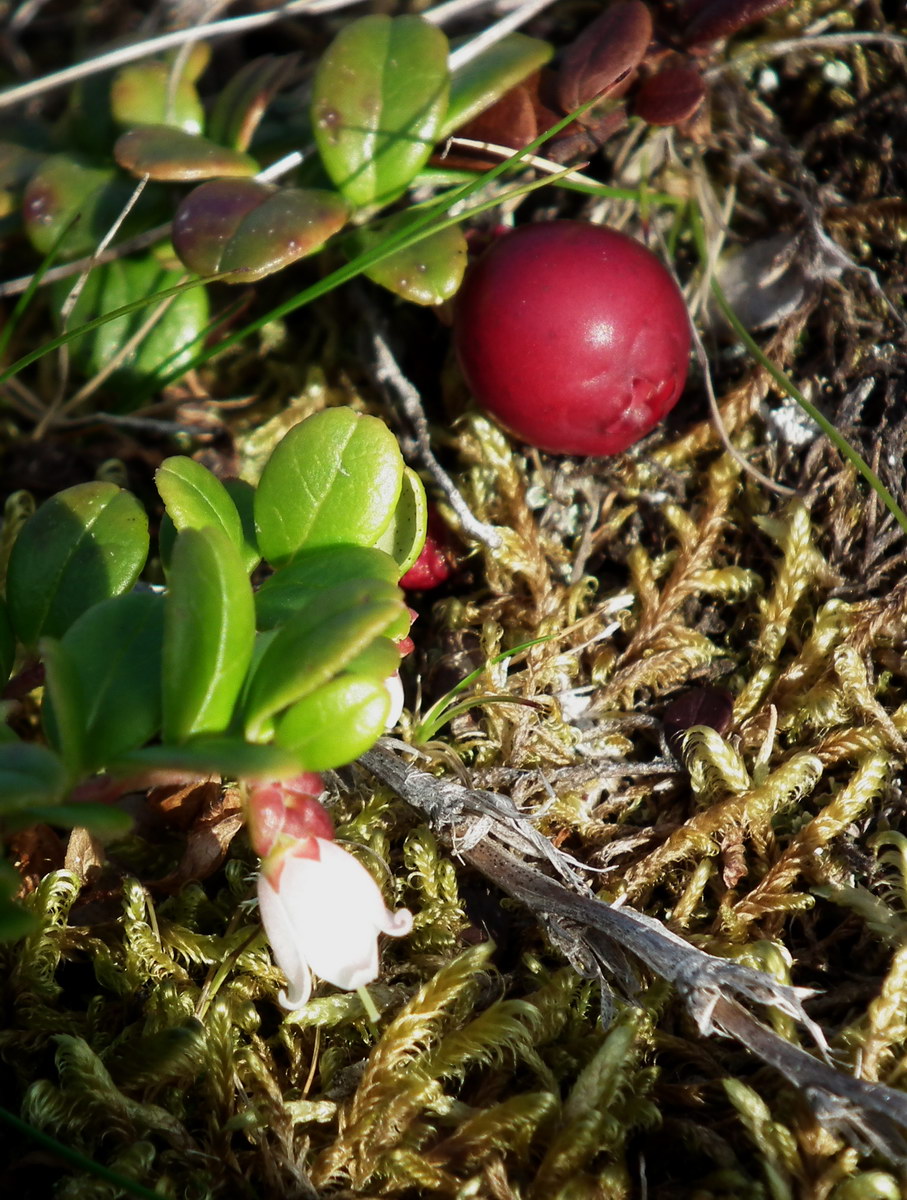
[245,773,331,859]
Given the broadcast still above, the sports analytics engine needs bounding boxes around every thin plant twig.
[367,323,502,549]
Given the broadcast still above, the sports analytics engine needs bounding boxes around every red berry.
[453,221,691,457]
[400,510,456,590]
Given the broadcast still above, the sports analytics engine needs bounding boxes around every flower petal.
[257,871,313,1010]
[279,838,411,992]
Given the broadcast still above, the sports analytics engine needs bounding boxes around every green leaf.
[112,738,303,781]
[0,597,15,685]
[255,545,399,631]
[275,676,391,770]
[344,636,401,682]
[162,527,255,742]
[18,803,133,838]
[156,456,244,548]
[56,256,210,395]
[172,180,348,283]
[49,593,164,771]
[111,59,206,134]
[6,482,149,648]
[114,125,258,181]
[243,578,405,740]
[40,638,86,780]
[374,466,428,575]
[312,15,450,208]
[22,155,143,260]
[222,478,261,574]
[0,742,66,813]
[355,213,467,305]
[439,32,554,139]
[207,55,294,152]
[254,408,404,567]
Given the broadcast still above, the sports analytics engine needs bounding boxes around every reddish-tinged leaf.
[634,64,706,126]
[114,125,257,181]
[556,0,652,115]
[208,55,297,151]
[172,179,347,282]
[682,0,793,49]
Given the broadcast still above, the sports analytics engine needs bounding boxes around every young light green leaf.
[312,15,450,208]
[0,742,66,813]
[343,636,401,683]
[354,215,467,306]
[221,478,261,574]
[254,409,404,567]
[156,456,244,549]
[439,32,554,139]
[374,466,428,575]
[275,676,391,771]
[162,527,255,742]
[243,578,404,740]
[6,482,149,648]
[52,592,164,771]
[255,545,399,630]
[111,56,207,135]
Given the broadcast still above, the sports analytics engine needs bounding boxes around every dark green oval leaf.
[312,15,450,208]
[243,578,404,740]
[22,803,133,838]
[114,126,258,181]
[51,592,164,772]
[0,742,66,813]
[162,527,255,742]
[40,637,86,781]
[7,482,149,648]
[111,738,302,781]
[254,409,404,567]
[275,676,391,770]
[56,256,209,394]
[222,478,261,574]
[0,597,15,685]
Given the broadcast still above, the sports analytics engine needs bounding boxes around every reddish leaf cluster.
[450,0,793,164]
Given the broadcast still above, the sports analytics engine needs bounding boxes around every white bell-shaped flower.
[258,835,412,1010]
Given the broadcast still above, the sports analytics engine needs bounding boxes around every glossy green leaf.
[56,256,209,394]
[111,59,206,134]
[275,676,391,770]
[255,545,399,630]
[40,638,86,780]
[222,478,261,574]
[374,466,428,575]
[255,409,404,567]
[7,482,149,648]
[344,636,401,682]
[114,126,257,181]
[22,155,142,260]
[111,738,302,781]
[355,213,467,305]
[162,527,255,742]
[172,180,348,282]
[50,593,164,771]
[0,742,66,813]
[243,578,405,740]
[208,54,295,151]
[0,597,15,685]
[312,15,450,208]
[156,456,244,549]
[439,33,554,138]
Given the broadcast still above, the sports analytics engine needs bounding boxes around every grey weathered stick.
[362,742,907,1160]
